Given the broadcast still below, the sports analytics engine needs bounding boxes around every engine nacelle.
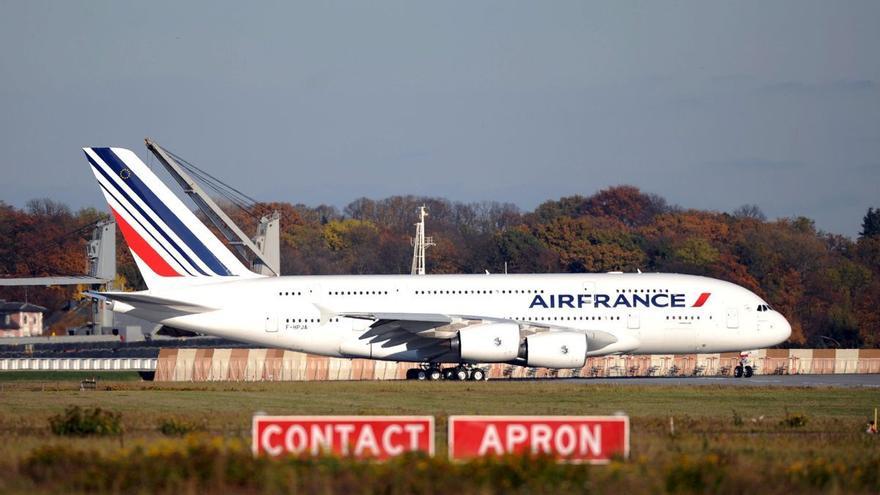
[524,331,587,368]
[453,323,520,362]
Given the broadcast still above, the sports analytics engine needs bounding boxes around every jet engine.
[452,323,520,362]
[522,331,587,368]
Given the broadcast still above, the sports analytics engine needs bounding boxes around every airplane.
[83,146,792,381]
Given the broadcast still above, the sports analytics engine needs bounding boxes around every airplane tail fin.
[83,147,260,290]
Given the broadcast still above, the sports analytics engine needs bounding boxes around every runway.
[569,374,880,387]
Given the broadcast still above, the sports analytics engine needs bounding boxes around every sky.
[0,1,878,237]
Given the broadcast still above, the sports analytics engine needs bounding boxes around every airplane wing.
[334,310,627,355]
[86,290,216,320]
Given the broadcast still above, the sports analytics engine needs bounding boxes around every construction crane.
[0,218,115,287]
[0,218,135,336]
[410,205,435,275]
[144,138,280,276]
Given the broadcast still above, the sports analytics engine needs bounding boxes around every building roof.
[0,300,47,313]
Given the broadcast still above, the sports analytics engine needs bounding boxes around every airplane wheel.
[443,368,455,380]
[471,369,486,381]
[455,368,469,381]
[416,369,428,380]
[429,369,442,381]
[743,366,754,378]
[405,369,416,380]
[733,365,743,378]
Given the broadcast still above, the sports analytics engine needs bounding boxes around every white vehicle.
[83,147,791,380]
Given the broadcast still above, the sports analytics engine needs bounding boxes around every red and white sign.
[252,415,434,459]
[448,415,629,463]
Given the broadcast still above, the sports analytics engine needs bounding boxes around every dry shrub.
[158,417,206,437]
[664,453,727,493]
[17,438,589,494]
[48,406,122,437]
[780,411,808,428]
[16,436,880,494]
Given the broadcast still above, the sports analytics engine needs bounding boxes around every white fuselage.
[120,272,792,365]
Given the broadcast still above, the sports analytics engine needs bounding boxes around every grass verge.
[0,380,876,493]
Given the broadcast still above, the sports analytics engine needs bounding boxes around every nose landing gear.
[733,364,754,378]
[732,352,754,378]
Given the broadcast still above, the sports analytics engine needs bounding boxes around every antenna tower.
[410,205,435,275]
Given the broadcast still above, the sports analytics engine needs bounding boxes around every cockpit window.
[757,304,773,312]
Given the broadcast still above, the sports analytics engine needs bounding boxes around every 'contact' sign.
[253,415,434,459]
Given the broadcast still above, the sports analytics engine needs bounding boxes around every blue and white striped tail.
[83,147,258,289]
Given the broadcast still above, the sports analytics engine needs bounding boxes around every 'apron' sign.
[253,415,434,459]
[448,415,629,463]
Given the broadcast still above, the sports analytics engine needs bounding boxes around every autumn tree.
[860,207,880,238]
[535,216,645,273]
[732,204,767,221]
[581,186,671,227]
[530,186,669,227]
[490,227,559,273]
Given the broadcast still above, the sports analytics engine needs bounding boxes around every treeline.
[0,199,107,331]
[1,187,878,347]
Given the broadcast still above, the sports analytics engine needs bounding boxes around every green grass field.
[0,371,143,382]
[0,377,878,493]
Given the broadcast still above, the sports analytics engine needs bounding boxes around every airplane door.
[726,308,739,329]
[627,313,640,329]
[264,314,278,333]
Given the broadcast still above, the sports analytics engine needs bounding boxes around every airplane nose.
[776,313,792,344]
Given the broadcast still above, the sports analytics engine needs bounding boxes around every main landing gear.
[405,364,488,381]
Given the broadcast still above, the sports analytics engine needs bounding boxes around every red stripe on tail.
[110,207,181,277]
[692,292,711,307]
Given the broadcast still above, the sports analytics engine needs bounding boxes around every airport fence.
[0,357,157,372]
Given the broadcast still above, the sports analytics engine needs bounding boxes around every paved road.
[567,374,880,387]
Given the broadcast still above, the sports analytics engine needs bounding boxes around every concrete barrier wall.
[2,350,878,380]
[153,349,880,382]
